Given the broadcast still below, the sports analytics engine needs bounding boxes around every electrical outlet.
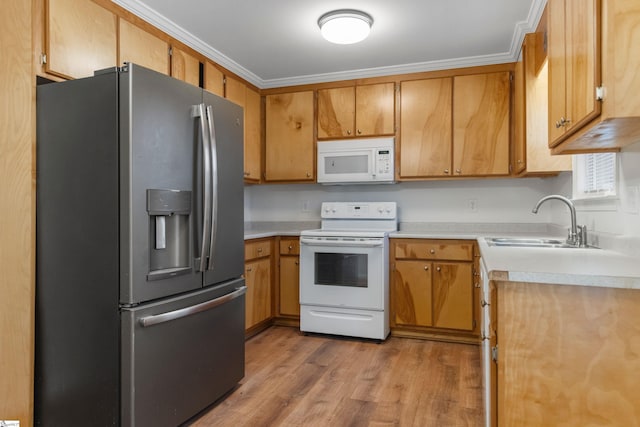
[301,200,311,213]
[468,199,478,213]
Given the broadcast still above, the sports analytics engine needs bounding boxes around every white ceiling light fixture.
[318,9,373,45]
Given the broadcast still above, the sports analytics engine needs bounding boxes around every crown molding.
[113,0,546,89]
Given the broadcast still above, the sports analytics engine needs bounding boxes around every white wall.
[245,176,559,224]
[549,141,640,238]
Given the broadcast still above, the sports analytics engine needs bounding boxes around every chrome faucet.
[532,195,587,247]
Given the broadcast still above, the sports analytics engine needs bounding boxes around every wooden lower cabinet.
[492,280,640,426]
[244,239,273,334]
[276,237,300,323]
[391,238,479,343]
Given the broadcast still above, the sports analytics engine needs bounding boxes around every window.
[572,152,618,200]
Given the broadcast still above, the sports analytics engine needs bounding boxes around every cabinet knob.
[455,168,462,174]
[306,172,311,178]
[481,299,490,307]
[295,260,299,266]
[246,267,252,272]
[288,245,293,250]
[436,266,441,272]
[444,169,449,174]
[424,265,429,271]
[357,129,362,135]
[429,249,435,254]
[244,171,250,176]
[257,248,263,253]
[347,130,352,135]
[295,122,302,129]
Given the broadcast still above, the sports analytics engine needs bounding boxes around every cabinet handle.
[481,299,490,307]
[429,249,435,254]
[444,169,449,174]
[424,265,429,271]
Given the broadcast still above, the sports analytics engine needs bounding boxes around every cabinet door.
[355,83,395,136]
[393,260,432,327]
[204,62,224,97]
[224,76,246,107]
[317,87,355,138]
[547,0,568,144]
[244,87,262,182]
[244,257,272,330]
[170,47,200,87]
[119,19,169,75]
[279,256,300,316]
[548,0,601,147]
[432,262,473,330]
[453,72,510,176]
[45,0,117,79]
[400,78,453,178]
[265,91,315,181]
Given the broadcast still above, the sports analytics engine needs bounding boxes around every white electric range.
[299,202,397,340]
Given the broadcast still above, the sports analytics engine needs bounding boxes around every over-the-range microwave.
[317,137,395,184]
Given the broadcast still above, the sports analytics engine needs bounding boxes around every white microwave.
[317,137,395,184]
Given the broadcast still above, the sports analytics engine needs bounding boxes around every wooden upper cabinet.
[44,0,117,79]
[204,62,224,97]
[225,76,246,107]
[119,19,169,75]
[265,91,315,182]
[244,87,262,182]
[453,72,510,176]
[547,0,601,148]
[317,87,354,138]
[399,78,453,178]
[514,32,572,175]
[317,83,395,139]
[355,83,395,136]
[170,46,200,87]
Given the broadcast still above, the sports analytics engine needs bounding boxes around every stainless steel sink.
[485,237,598,249]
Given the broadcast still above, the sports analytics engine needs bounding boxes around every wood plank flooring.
[188,326,483,427]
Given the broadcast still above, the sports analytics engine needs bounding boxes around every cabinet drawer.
[393,240,473,261]
[245,239,272,260]
[279,238,300,255]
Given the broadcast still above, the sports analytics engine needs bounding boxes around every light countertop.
[244,221,640,289]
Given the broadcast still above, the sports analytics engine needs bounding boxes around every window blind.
[575,152,617,198]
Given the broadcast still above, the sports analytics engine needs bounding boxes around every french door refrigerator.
[35,63,246,427]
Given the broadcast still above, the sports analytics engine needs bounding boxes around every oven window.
[314,252,368,288]
[324,155,368,174]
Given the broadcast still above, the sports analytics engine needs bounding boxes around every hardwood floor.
[188,326,483,427]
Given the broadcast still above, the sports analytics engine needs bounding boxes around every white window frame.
[572,152,618,209]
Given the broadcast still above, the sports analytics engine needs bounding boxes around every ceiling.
[113,0,545,89]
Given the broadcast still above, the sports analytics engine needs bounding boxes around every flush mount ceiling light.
[318,9,373,45]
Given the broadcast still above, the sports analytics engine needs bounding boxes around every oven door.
[299,236,387,310]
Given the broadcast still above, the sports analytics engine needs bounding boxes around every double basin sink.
[485,237,598,249]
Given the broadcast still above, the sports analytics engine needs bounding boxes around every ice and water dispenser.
[146,189,192,280]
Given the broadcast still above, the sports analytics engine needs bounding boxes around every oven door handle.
[300,237,384,248]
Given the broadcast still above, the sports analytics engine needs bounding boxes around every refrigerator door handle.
[138,286,247,327]
[192,103,212,272]
[205,105,218,271]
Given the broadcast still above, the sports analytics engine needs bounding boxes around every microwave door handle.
[371,149,376,179]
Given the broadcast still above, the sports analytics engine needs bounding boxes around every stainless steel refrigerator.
[35,63,246,426]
